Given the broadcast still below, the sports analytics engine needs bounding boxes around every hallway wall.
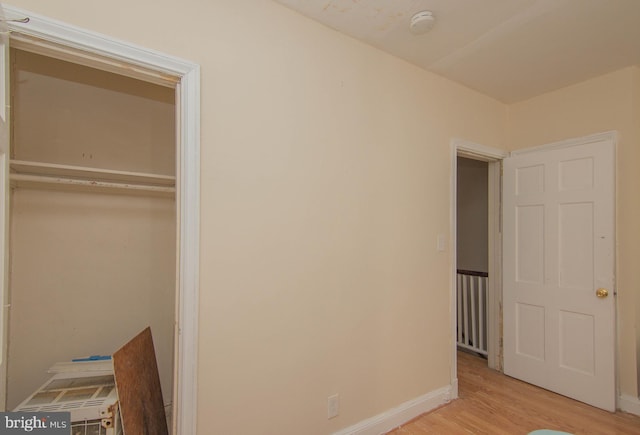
[456,157,488,273]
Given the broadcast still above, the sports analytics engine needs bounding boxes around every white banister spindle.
[470,277,476,350]
[457,274,463,344]
[456,270,488,356]
[462,275,469,346]
[478,278,484,352]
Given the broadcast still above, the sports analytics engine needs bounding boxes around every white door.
[0,26,9,411]
[502,135,615,411]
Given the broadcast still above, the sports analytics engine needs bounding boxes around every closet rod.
[0,17,29,23]
[10,174,176,194]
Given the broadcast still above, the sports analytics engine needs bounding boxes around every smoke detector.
[409,11,435,35]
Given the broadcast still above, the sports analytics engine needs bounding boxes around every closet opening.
[6,46,177,425]
[0,8,199,433]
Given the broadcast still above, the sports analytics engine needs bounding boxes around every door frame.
[2,5,200,434]
[450,139,506,394]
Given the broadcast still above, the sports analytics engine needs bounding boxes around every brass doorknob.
[596,288,609,298]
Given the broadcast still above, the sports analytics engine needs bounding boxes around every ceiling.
[273,0,640,103]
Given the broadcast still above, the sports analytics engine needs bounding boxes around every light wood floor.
[387,351,640,434]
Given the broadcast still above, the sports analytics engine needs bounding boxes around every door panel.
[503,136,615,411]
[515,204,544,283]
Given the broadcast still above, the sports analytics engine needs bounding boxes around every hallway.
[387,352,640,434]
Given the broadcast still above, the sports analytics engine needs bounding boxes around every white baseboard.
[618,394,640,417]
[332,384,454,435]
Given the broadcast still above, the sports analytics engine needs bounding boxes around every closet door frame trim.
[2,5,200,435]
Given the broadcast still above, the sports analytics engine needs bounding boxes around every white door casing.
[503,133,615,411]
[451,139,507,379]
[0,18,9,412]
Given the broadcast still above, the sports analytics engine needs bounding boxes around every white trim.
[450,139,505,383]
[332,386,453,435]
[510,131,617,156]
[486,160,502,371]
[618,394,640,417]
[450,378,458,399]
[175,62,201,435]
[2,5,200,434]
[3,6,186,86]
[449,141,459,393]
[0,31,8,412]
[454,138,508,161]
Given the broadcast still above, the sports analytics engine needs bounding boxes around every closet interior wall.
[6,49,177,410]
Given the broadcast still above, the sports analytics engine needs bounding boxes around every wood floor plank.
[387,351,640,434]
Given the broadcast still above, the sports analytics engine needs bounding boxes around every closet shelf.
[10,160,176,195]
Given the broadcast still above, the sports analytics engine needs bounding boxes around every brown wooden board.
[113,327,168,435]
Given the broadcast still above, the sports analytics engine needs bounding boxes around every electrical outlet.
[327,394,339,419]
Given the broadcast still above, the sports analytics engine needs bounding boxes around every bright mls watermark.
[0,413,69,434]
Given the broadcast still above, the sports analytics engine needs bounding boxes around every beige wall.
[12,50,175,175]
[9,191,176,408]
[8,50,176,408]
[194,4,506,433]
[508,66,640,399]
[4,1,507,433]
